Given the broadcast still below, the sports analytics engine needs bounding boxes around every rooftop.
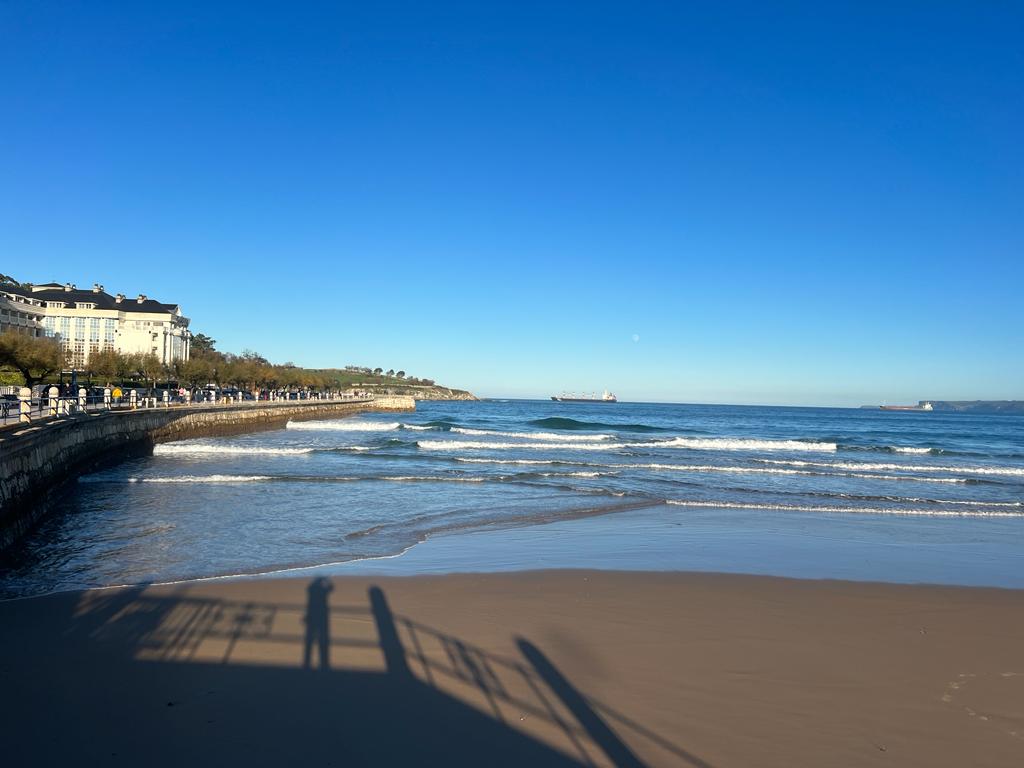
[1,282,182,315]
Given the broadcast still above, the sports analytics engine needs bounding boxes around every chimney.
[92,283,104,293]
[136,294,147,304]
[115,294,125,303]
[64,283,74,292]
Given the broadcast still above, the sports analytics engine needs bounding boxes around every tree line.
[0,329,435,392]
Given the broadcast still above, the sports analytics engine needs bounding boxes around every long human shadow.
[0,578,710,767]
[303,576,333,670]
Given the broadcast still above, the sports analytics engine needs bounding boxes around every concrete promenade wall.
[0,396,415,551]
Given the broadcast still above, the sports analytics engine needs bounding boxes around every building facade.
[0,282,191,368]
[0,288,45,337]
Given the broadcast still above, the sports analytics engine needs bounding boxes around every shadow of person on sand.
[0,577,717,767]
[303,576,333,670]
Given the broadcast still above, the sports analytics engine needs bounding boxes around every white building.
[0,287,45,337]
[0,282,191,368]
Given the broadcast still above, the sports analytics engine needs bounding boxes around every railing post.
[103,388,111,409]
[162,390,169,408]
[48,386,58,417]
[129,389,137,410]
[78,388,86,412]
[18,387,31,424]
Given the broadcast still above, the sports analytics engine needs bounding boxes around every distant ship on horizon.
[879,401,934,412]
[551,390,618,403]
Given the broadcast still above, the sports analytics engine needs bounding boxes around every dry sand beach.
[2,570,1022,767]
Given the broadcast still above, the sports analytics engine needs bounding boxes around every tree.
[136,353,163,391]
[191,333,217,353]
[386,369,395,377]
[87,348,122,384]
[178,356,213,387]
[0,273,21,287]
[0,331,67,387]
[373,367,383,376]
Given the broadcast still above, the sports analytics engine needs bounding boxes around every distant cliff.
[347,383,477,401]
[862,400,1024,414]
[926,400,1024,414]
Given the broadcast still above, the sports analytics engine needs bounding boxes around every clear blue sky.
[2,2,1021,406]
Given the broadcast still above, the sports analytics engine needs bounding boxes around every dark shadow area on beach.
[303,576,333,670]
[0,578,709,767]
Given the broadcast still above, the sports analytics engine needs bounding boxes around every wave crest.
[153,444,314,456]
[529,417,670,433]
[286,420,400,432]
[665,500,1023,518]
[760,459,1024,477]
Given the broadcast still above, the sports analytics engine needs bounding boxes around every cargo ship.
[879,402,934,412]
[551,390,618,403]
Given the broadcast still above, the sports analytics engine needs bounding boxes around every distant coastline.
[861,400,1024,414]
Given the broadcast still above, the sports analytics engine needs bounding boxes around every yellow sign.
[112,388,122,399]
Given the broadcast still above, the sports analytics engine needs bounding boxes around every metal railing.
[0,389,374,428]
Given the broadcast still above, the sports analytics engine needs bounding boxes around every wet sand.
[1,570,1022,766]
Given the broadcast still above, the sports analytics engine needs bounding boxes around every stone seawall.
[0,396,415,551]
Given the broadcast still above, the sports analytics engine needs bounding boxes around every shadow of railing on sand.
[65,579,711,767]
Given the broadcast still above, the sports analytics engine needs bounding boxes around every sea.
[2,400,1023,598]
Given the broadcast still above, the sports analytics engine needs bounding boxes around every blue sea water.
[2,400,1023,597]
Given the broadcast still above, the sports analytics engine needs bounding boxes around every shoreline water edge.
[2,399,1022,598]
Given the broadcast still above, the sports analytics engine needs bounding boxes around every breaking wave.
[450,427,612,441]
[609,462,969,483]
[82,474,274,484]
[419,436,836,453]
[418,439,625,452]
[153,444,315,456]
[654,437,836,452]
[759,459,1024,477]
[529,417,670,433]
[286,420,400,431]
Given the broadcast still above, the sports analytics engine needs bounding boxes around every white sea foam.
[421,436,836,453]
[892,447,932,454]
[402,424,436,431]
[760,459,1024,477]
[665,500,1023,518]
[378,475,487,483]
[538,471,609,478]
[127,475,273,483]
[450,427,612,441]
[620,462,811,476]
[653,437,837,452]
[895,497,1022,508]
[455,458,565,465]
[449,457,969,484]
[607,462,967,483]
[153,444,314,456]
[419,439,626,452]
[286,420,400,432]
